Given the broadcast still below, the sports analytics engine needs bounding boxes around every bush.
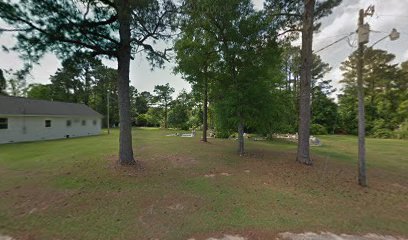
[215,129,233,139]
[394,130,408,139]
[310,124,328,135]
[372,128,394,139]
[394,121,408,139]
[135,114,148,127]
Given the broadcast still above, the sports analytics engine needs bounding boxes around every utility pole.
[357,8,367,187]
[356,5,374,187]
[356,5,399,187]
[107,90,110,135]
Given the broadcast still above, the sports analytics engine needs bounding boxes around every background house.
[0,95,102,144]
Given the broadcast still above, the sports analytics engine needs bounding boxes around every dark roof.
[0,95,102,117]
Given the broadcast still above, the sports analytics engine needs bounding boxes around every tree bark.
[164,102,168,128]
[84,66,90,105]
[202,76,208,142]
[116,0,136,166]
[357,9,367,186]
[297,0,315,166]
[238,121,244,156]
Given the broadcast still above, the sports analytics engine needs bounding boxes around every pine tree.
[0,0,177,165]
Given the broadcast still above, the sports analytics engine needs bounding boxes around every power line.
[314,32,355,40]
[377,14,408,18]
[314,32,355,53]
[371,29,408,36]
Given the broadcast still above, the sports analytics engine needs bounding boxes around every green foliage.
[145,108,162,127]
[0,0,177,64]
[394,121,408,139]
[50,52,102,104]
[0,69,6,94]
[371,128,394,139]
[136,112,160,127]
[152,83,175,128]
[281,45,339,134]
[26,84,52,100]
[135,91,151,115]
[312,85,338,133]
[338,48,408,138]
[135,114,149,127]
[310,124,328,135]
[168,90,193,130]
[264,0,342,39]
[181,0,284,141]
[214,128,233,139]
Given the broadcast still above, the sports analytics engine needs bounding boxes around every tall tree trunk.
[84,67,90,105]
[164,102,168,128]
[238,120,244,156]
[117,0,136,166]
[202,76,208,142]
[297,0,315,166]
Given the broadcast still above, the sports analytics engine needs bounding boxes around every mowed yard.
[0,128,407,240]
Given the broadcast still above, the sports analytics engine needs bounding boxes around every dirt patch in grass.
[106,154,147,177]
[137,193,205,239]
[1,185,73,218]
[154,153,198,168]
[242,151,265,159]
[189,231,408,240]
[188,230,278,240]
[277,232,408,240]
[0,235,14,240]
[106,153,198,180]
[235,148,408,193]
[205,235,247,240]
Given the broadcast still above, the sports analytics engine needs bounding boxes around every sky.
[0,0,407,97]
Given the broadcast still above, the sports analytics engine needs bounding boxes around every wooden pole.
[357,9,367,186]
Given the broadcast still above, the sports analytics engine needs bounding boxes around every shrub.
[394,130,408,139]
[215,129,232,139]
[135,114,148,127]
[310,124,328,135]
[394,121,408,139]
[372,128,394,139]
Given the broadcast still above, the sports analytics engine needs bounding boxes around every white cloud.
[252,0,264,9]
[403,50,408,62]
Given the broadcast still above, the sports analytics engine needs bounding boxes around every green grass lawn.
[0,129,407,240]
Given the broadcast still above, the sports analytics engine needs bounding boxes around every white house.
[0,95,102,144]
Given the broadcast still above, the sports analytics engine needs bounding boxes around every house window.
[93,120,97,126]
[0,118,8,129]
[66,120,72,127]
[82,120,86,126]
[45,120,52,128]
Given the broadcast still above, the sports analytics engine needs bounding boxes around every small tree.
[174,11,219,141]
[180,0,282,155]
[153,83,175,128]
[168,90,193,130]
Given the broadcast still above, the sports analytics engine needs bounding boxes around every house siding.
[0,115,101,144]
